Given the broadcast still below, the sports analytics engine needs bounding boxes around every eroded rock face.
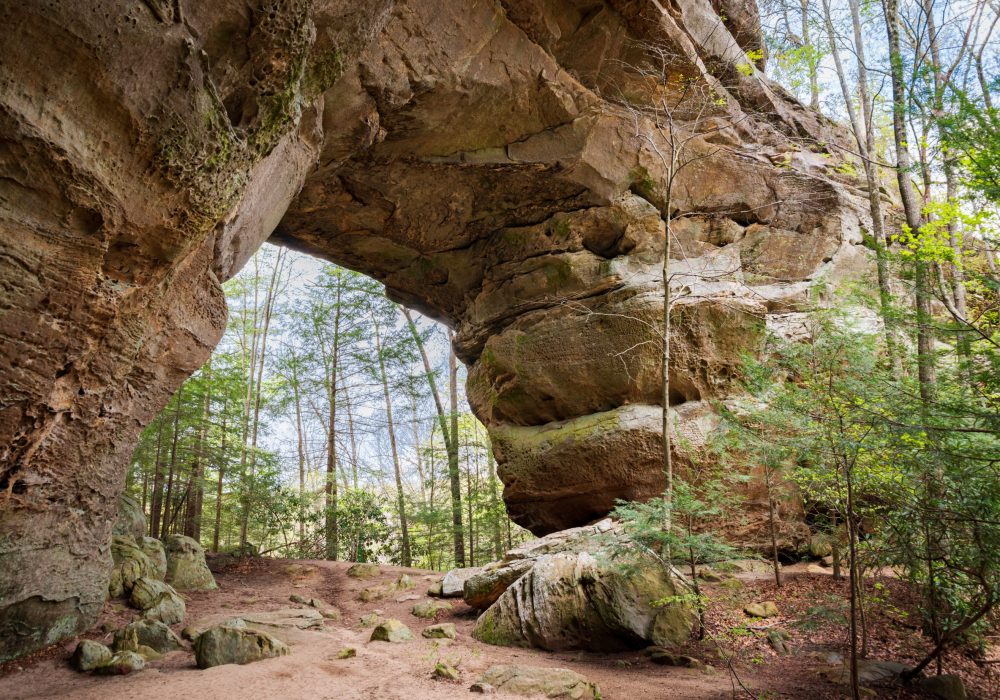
[0,0,872,658]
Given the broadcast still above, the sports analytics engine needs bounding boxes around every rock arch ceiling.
[0,0,872,659]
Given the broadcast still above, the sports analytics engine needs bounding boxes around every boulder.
[94,651,145,675]
[108,536,157,598]
[476,665,600,699]
[359,586,388,602]
[337,647,356,659]
[346,563,382,579]
[112,619,182,654]
[412,600,452,620]
[422,623,457,640]
[139,537,167,580]
[112,493,146,541]
[434,662,461,680]
[744,601,779,618]
[441,567,483,597]
[473,547,695,651]
[359,612,384,628]
[164,535,217,591]
[463,559,533,609]
[766,628,791,655]
[71,640,112,672]
[369,619,414,643]
[427,581,444,597]
[129,577,186,625]
[194,625,290,668]
[918,674,967,700]
[289,594,309,605]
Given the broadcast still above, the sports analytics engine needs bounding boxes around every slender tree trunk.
[344,385,360,489]
[186,362,211,540]
[488,439,503,559]
[466,429,475,566]
[161,388,183,539]
[291,360,307,555]
[149,419,165,537]
[448,334,466,567]
[766,468,782,587]
[240,248,284,550]
[212,406,227,553]
[375,316,411,567]
[884,0,936,403]
[824,0,899,365]
[403,307,465,564]
[662,160,675,562]
[801,0,820,110]
[324,282,343,560]
[844,451,862,700]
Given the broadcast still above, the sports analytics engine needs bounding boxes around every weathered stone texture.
[0,0,872,659]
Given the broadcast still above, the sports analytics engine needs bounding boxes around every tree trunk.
[212,405,227,553]
[149,418,166,537]
[185,362,211,540]
[375,315,411,567]
[291,358,307,555]
[324,281,343,560]
[883,0,936,403]
[448,334,466,567]
[403,307,464,564]
[161,387,183,540]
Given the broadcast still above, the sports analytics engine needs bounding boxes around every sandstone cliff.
[0,0,873,660]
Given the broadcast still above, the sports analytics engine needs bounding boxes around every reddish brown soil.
[0,559,995,699]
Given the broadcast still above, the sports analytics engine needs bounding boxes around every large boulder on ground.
[164,535,217,591]
[475,550,695,651]
[476,665,601,699]
[129,577,186,625]
[139,537,167,580]
[471,521,696,651]
[112,493,146,541]
[71,640,112,672]
[108,536,157,598]
[412,600,452,620]
[423,623,457,640]
[112,619,182,654]
[194,624,290,668]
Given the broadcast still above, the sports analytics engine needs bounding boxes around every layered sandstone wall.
[0,0,874,659]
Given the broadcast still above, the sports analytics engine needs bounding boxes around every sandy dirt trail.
[0,558,888,699]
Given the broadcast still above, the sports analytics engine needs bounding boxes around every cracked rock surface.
[0,0,872,659]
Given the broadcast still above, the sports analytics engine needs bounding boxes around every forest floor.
[0,557,996,699]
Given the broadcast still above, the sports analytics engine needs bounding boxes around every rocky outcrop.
[0,0,873,658]
[476,665,601,699]
[194,624,290,668]
[163,534,217,591]
[113,493,147,541]
[108,536,158,598]
[467,521,696,651]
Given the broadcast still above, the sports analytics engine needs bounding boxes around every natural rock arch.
[0,0,871,659]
